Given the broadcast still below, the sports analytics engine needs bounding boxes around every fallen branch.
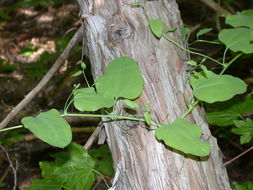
[0,26,83,129]
[199,0,230,15]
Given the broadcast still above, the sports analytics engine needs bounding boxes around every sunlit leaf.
[73,87,114,111]
[218,28,253,54]
[155,118,210,157]
[191,72,247,103]
[71,71,82,77]
[225,9,253,28]
[21,109,72,148]
[96,57,143,100]
[123,99,138,109]
[148,19,164,38]
[144,111,151,125]
[196,28,213,38]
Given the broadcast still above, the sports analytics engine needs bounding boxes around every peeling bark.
[77,0,231,189]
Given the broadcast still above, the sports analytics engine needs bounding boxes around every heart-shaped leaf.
[155,118,210,157]
[148,19,164,38]
[96,57,143,100]
[191,72,247,103]
[21,109,72,148]
[225,9,253,28]
[73,87,114,111]
[218,28,253,54]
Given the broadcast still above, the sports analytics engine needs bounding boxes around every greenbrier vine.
[1,5,252,160]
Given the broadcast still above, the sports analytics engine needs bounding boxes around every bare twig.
[223,146,253,167]
[0,27,83,130]
[84,123,102,150]
[199,0,230,15]
[0,146,18,190]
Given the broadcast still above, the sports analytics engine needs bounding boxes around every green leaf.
[89,145,114,176]
[218,28,253,54]
[232,119,253,144]
[196,28,213,38]
[131,2,143,7]
[155,118,210,157]
[163,27,176,34]
[148,19,164,38]
[27,144,96,190]
[96,57,143,100]
[206,93,253,126]
[123,99,138,109]
[21,109,72,148]
[232,181,253,190]
[190,72,247,103]
[225,9,253,28]
[144,111,151,125]
[186,60,197,66]
[73,87,114,111]
[71,70,82,77]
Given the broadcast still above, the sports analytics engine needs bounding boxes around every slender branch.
[223,146,253,167]
[199,0,230,15]
[0,146,18,190]
[162,34,223,66]
[0,26,83,130]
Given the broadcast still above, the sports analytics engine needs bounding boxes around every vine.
[1,3,253,189]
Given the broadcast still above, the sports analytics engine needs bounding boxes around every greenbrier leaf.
[206,93,253,126]
[218,28,253,54]
[148,19,164,38]
[225,9,253,28]
[155,118,210,157]
[123,99,138,109]
[131,2,143,7]
[196,28,213,38]
[89,145,114,176]
[27,144,96,190]
[96,57,143,100]
[73,87,114,111]
[232,119,253,144]
[21,109,72,148]
[71,70,82,77]
[186,60,197,66]
[191,72,247,103]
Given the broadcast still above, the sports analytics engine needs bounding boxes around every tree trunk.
[77,0,231,189]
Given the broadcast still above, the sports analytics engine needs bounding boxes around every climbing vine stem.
[161,34,223,66]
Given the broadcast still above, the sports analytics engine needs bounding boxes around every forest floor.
[0,0,252,189]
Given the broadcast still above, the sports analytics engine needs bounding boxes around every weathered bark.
[77,0,231,189]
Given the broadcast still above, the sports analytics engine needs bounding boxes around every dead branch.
[199,0,231,15]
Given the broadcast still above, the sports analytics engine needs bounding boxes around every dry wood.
[77,0,231,189]
[0,27,83,129]
[199,0,230,15]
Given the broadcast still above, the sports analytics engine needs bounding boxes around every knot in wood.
[110,23,131,41]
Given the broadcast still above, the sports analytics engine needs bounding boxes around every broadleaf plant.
[21,109,72,148]
[155,118,210,157]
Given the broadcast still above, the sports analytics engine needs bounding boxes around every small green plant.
[232,181,253,190]
[26,143,113,190]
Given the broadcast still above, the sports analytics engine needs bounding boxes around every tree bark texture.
[77,0,231,189]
